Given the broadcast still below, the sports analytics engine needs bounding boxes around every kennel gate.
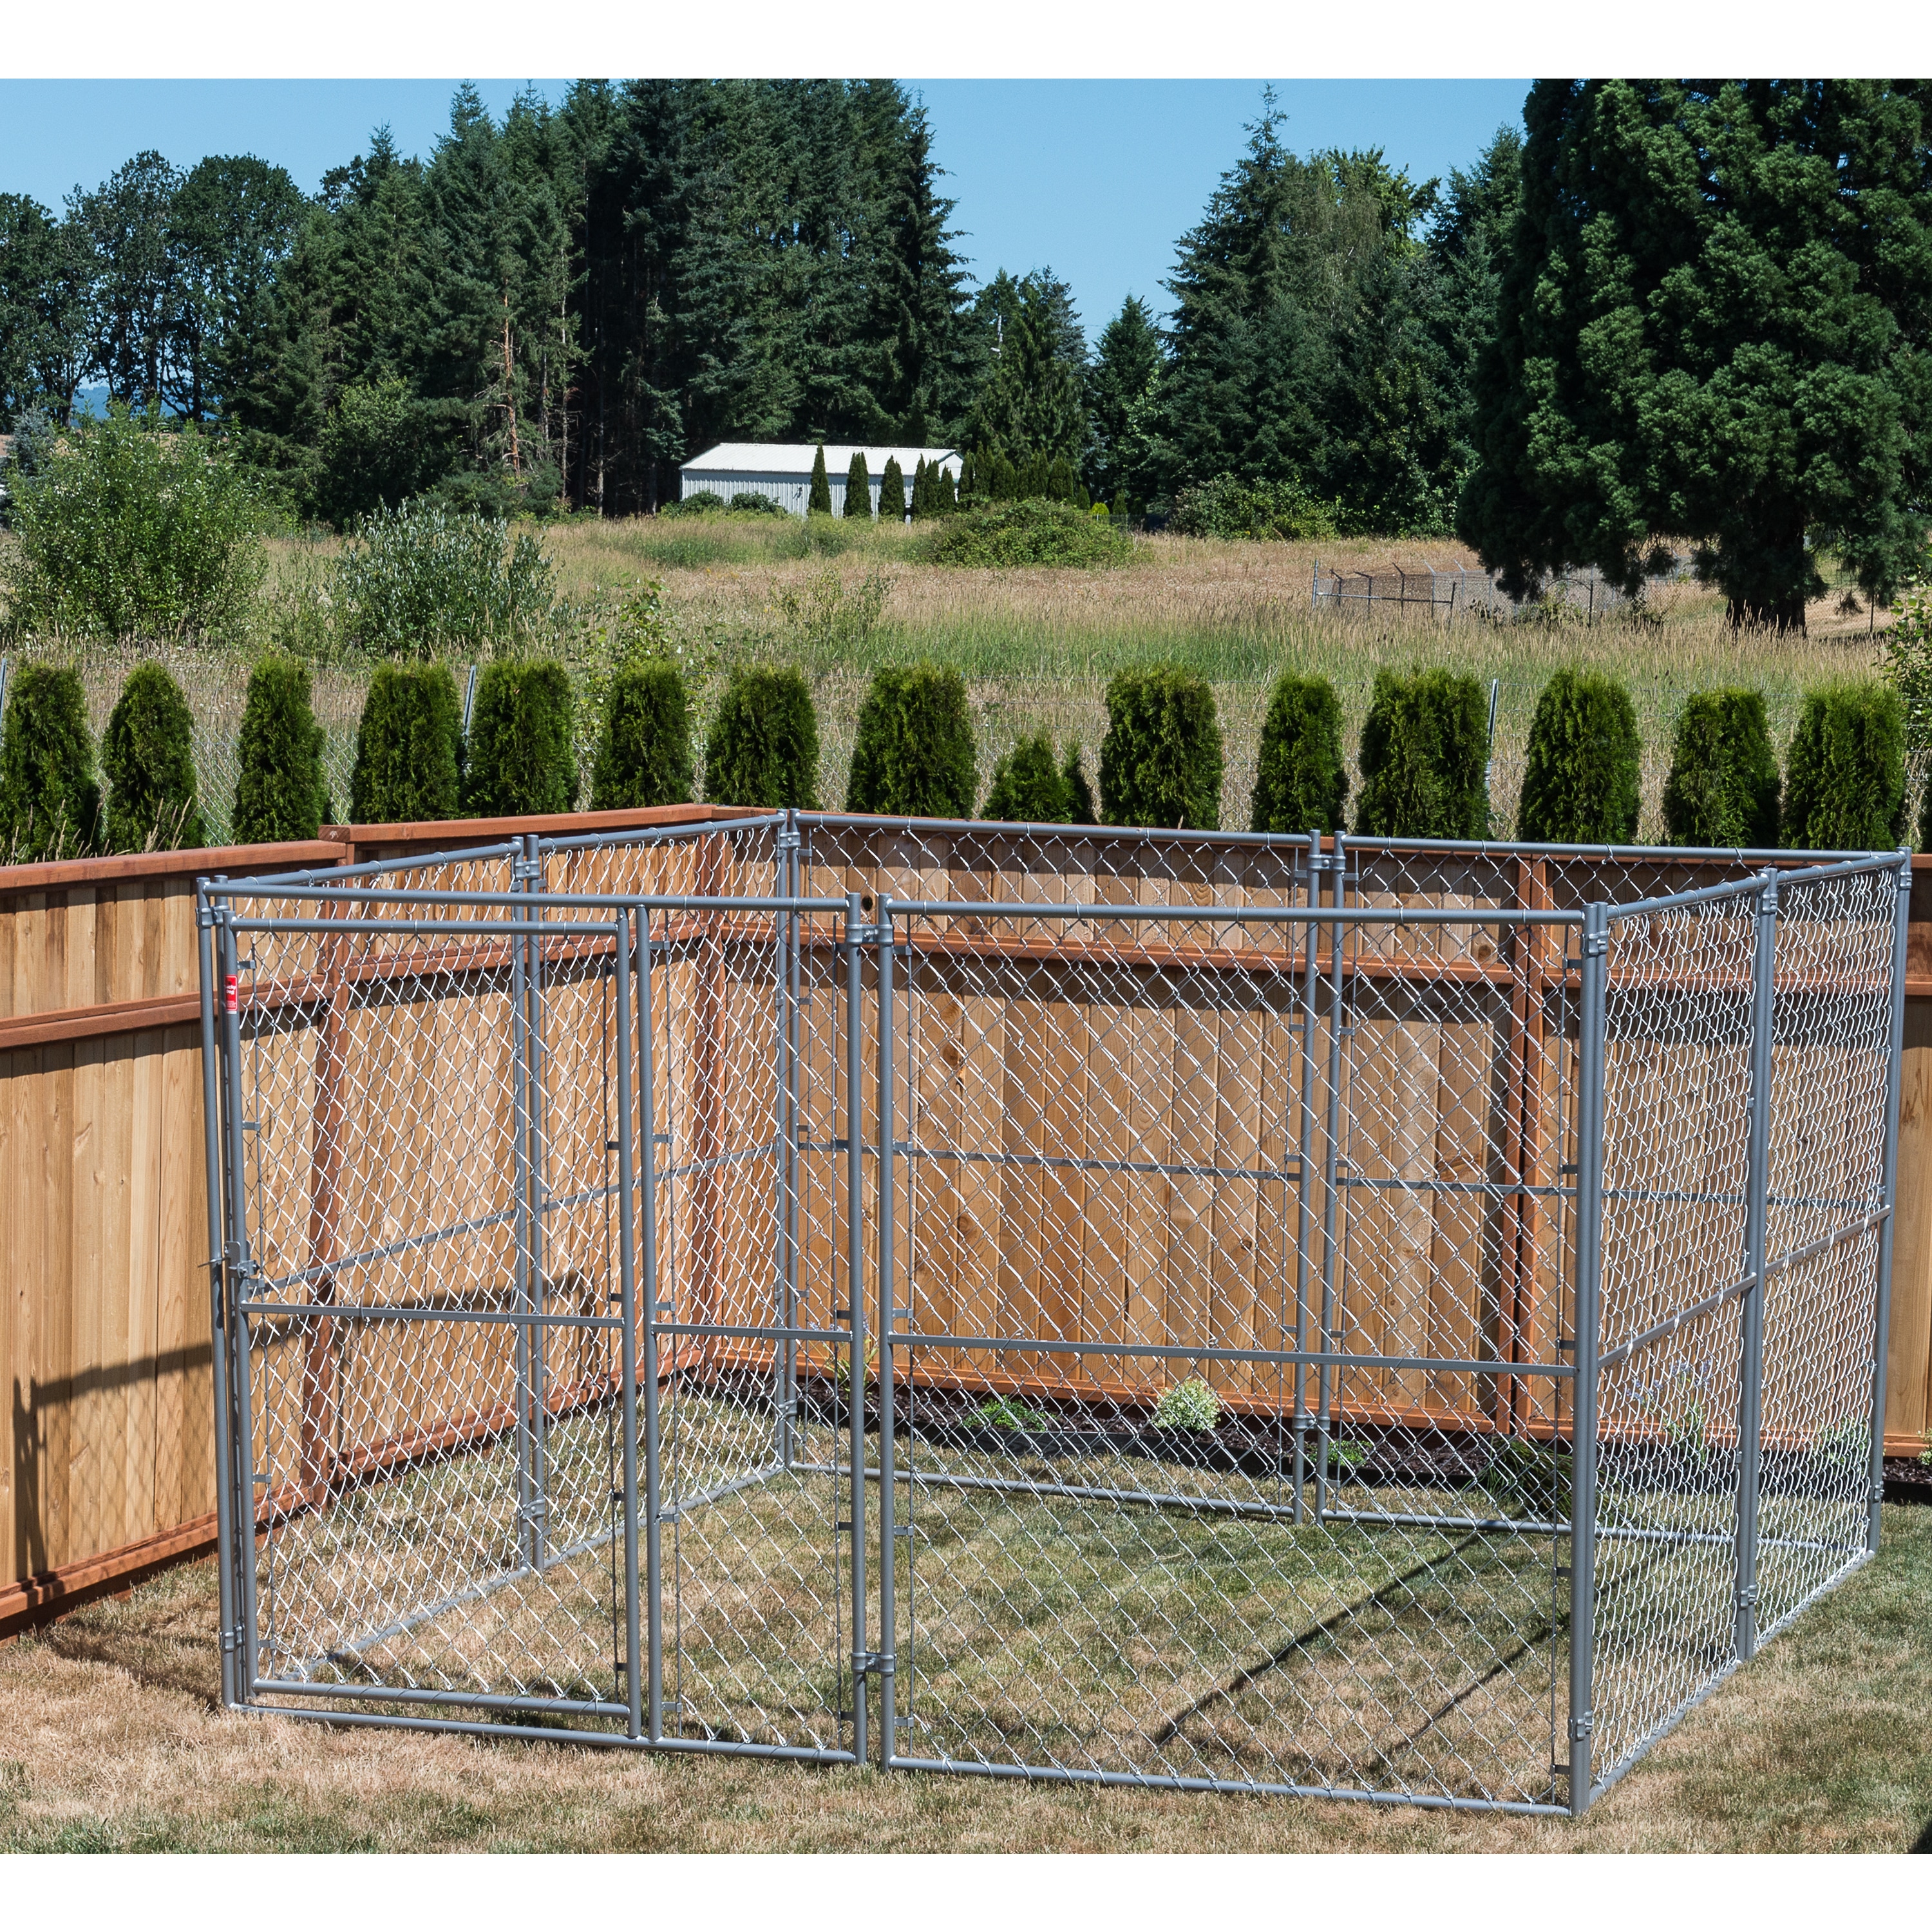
[198,819,1908,1815]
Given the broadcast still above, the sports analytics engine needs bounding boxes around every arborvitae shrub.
[1516,668,1641,844]
[878,456,905,524]
[102,663,202,851]
[1353,668,1490,839]
[844,663,976,818]
[844,451,871,519]
[0,664,100,860]
[1781,681,1906,851]
[232,658,328,844]
[807,444,833,516]
[1062,744,1096,824]
[348,661,461,823]
[461,659,578,816]
[1661,689,1781,848]
[591,660,693,809]
[983,732,1074,822]
[1249,672,1347,833]
[703,665,820,809]
[953,453,975,507]
[1099,665,1224,831]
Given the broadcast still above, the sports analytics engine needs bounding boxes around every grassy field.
[1,1501,1927,1852]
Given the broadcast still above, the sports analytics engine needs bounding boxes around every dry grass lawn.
[1,1502,1927,1853]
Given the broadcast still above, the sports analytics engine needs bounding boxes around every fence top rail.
[230,916,626,939]
[212,885,854,916]
[1334,832,1882,866]
[884,896,1584,927]
[538,811,788,857]
[204,840,523,896]
[1607,851,1909,925]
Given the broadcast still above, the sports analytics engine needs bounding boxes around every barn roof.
[681,442,959,474]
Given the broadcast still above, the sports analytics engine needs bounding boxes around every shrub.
[102,663,202,851]
[591,660,694,810]
[1153,1378,1220,1432]
[844,451,871,519]
[232,658,329,844]
[878,457,905,524]
[808,444,833,516]
[1516,668,1641,844]
[704,665,820,809]
[1099,666,1223,831]
[348,662,462,824]
[1,402,266,642]
[1063,744,1097,824]
[1170,472,1337,542]
[925,498,1131,568]
[0,665,100,860]
[331,500,557,658]
[662,489,727,517]
[844,663,976,818]
[1661,690,1781,848]
[1781,682,1906,851]
[1249,672,1348,833]
[1354,668,1490,839]
[314,375,464,526]
[983,731,1074,822]
[726,492,786,516]
[462,659,578,816]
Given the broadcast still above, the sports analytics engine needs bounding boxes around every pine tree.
[102,662,203,851]
[878,454,905,522]
[1084,294,1163,509]
[808,442,833,515]
[844,450,871,518]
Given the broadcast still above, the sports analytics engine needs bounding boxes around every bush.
[726,492,786,517]
[1661,690,1781,848]
[591,660,693,810]
[1516,668,1641,844]
[662,489,727,517]
[844,451,870,519]
[925,498,1131,568]
[1781,682,1906,851]
[348,662,462,824]
[984,732,1077,822]
[704,665,820,808]
[1099,666,1223,830]
[331,500,557,658]
[845,663,976,818]
[1063,744,1097,824]
[462,659,578,816]
[1170,472,1337,542]
[877,457,905,524]
[102,663,202,851]
[314,376,465,526]
[1,402,266,642]
[1153,1378,1220,1432]
[232,658,329,844]
[808,444,833,516]
[0,665,100,860]
[1354,668,1490,839]
[1249,672,1348,833]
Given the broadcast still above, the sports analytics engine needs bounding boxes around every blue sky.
[0,77,1529,334]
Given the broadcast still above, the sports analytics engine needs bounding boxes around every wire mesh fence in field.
[1311,558,1700,624]
[196,815,1906,1814]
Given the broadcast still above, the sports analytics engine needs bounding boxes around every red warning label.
[224,975,238,1013]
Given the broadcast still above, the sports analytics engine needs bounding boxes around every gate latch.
[1568,1712,1595,1743]
[852,1651,887,1676]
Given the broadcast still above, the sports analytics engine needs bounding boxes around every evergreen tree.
[1354,668,1490,839]
[878,454,905,522]
[1249,672,1348,833]
[983,731,1072,822]
[591,659,693,808]
[808,441,833,515]
[963,269,1086,464]
[1515,669,1640,845]
[1781,683,1906,851]
[0,665,100,860]
[1099,667,1223,831]
[462,659,578,815]
[704,665,820,808]
[348,661,462,822]
[845,663,976,817]
[232,658,328,843]
[102,662,203,851]
[1661,690,1782,848]
[844,449,871,518]
[1083,294,1163,509]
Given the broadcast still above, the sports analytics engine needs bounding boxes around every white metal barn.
[677,442,960,518]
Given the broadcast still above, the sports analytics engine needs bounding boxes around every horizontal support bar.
[257,1206,519,1291]
[240,1300,622,1331]
[899,1144,1305,1185]
[882,1329,1573,1378]
[252,1679,630,1721]
[886,898,1582,927]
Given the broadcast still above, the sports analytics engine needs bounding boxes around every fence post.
[875,901,900,1763]
[844,890,870,1763]
[1870,852,1913,1552]
[509,848,537,1569]
[524,833,551,1569]
[1291,831,1323,1524]
[1568,899,1610,1815]
[611,910,644,1742]
[1734,869,1779,1661]
[198,883,239,1709]
[1314,830,1348,1520]
[636,904,665,1744]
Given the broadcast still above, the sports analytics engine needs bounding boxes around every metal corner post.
[636,905,665,1744]
[611,911,645,1741]
[1734,870,1779,1661]
[197,888,239,1708]
[1870,851,1913,1552]
[1314,829,1349,1520]
[875,902,900,1763]
[844,891,870,1762]
[1567,899,1611,1815]
[1291,831,1321,1523]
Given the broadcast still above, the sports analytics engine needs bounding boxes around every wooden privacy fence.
[6,806,1932,1638]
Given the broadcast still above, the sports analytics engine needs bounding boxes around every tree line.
[3,80,1930,627]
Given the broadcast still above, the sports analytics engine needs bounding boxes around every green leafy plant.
[663,489,727,516]
[1249,672,1347,833]
[1099,665,1223,830]
[461,660,578,816]
[983,730,1092,823]
[591,659,693,810]
[1780,681,1906,851]
[925,498,1131,568]
[1516,668,1641,844]
[331,500,557,658]
[1354,668,1490,839]
[1661,690,1781,848]
[877,457,905,524]
[726,493,786,517]
[1478,1437,1572,1515]
[1326,1438,1367,1473]
[972,1395,1054,1431]
[0,664,100,860]
[1,402,267,642]
[1170,472,1338,542]
[807,444,833,517]
[773,567,891,658]
[232,657,329,843]
[844,663,976,818]
[102,662,202,851]
[348,661,462,824]
[1153,1377,1221,1432]
[844,451,871,519]
[703,665,820,809]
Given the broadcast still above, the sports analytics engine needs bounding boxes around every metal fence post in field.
[192,819,1906,1810]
